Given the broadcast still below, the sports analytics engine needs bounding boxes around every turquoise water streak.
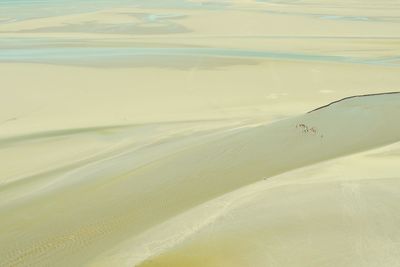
[0,0,224,21]
[1,0,399,68]
[1,47,399,67]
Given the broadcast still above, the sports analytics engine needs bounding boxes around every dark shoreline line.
[308,91,400,113]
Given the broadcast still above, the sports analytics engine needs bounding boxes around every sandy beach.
[1,1,400,266]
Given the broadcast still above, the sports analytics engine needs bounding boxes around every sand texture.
[1,0,400,266]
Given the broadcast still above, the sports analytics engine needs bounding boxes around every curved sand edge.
[1,93,399,266]
[138,141,400,267]
[308,91,400,113]
[81,93,400,267]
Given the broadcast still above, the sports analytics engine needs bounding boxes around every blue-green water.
[0,0,226,21]
[1,0,399,68]
[1,46,399,67]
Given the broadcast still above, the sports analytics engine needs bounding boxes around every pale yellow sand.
[2,60,400,138]
[1,1,400,266]
[1,94,399,267]
[138,143,400,267]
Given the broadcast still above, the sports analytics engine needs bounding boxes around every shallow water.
[2,46,400,67]
[1,0,399,68]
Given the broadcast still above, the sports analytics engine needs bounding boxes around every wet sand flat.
[1,1,400,266]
